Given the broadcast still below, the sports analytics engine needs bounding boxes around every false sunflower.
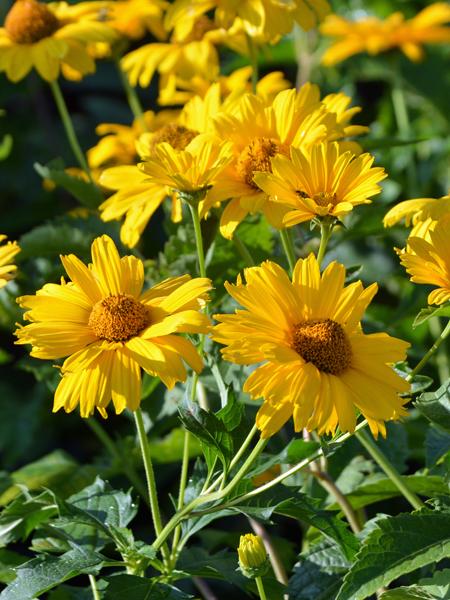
[15,235,211,417]
[321,3,450,66]
[253,142,386,227]
[0,235,20,289]
[397,216,450,306]
[384,194,450,228]
[104,0,167,41]
[203,84,367,238]
[99,84,227,247]
[212,254,410,438]
[0,0,116,82]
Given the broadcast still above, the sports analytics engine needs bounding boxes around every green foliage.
[416,380,450,433]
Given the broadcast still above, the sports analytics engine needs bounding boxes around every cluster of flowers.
[1,0,449,445]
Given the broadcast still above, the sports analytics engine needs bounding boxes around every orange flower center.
[5,0,60,44]
[292,318,352,374]
[236,137,288,189]
[313,191,337,207]
[89,294,149,342]
[151,124,198,153]
[185,15,217,42]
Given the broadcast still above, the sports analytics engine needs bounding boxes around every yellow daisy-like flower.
[15,235,211,417]
[202,84,367,239]
[212,254,410,438]
[104,0,167,41]
[0,0,117,82]
[384,194,450,228]
[397,216,450,306]
[0,235,20,289]
[253,142,386,228]
[140,133,234,196]
[321,3,450,66]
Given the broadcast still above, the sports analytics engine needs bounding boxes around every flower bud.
[237,534,269,579]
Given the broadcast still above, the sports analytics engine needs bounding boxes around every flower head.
[212,255,410,438]
[397,215,450,306]
[384,194,450,228]
[0,235,20,289]
[16,235,211,417]
[321,3,450,66]
[254,142,386,228]
[238,534,269,579]
[0,0,117,82]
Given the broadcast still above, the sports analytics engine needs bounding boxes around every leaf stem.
[279,228,296,274]
[408,320,450,380]
[49,80,93,181]
[255,576,268,600]
[427,318,450,383]
[134,408,171,563]
[88,575,101,600]
[188,203,207,278]
[355,429,423,510]
[317,218,334,268]
[390,81,415,194]
[115,59,148,131]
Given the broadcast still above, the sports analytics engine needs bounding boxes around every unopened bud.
[237,534,269,579]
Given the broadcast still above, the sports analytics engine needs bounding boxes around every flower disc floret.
[236,137,288,188]
[89,294,149,342]
[5,0,59,44]
[292,319,352,375]
[150,124,199,152]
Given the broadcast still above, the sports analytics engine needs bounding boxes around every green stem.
[85,418,149,506]
[255,576,268,600]
[88,575,101,600]
[279,228,296,274]
[116,60,147,131]
[390,83,415,194]
[317,219,334,268]
[49,80,92,181]
[233,233,255,266]
[153,438,267,552]
[428,318,450,383]
[409,320,450,381]
[246,33,259,93]
[170,429,190,562]
[188,203,207,278]
[355,429,423,510]
[133,409,171,563]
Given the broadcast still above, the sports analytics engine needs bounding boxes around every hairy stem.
[279,228,296,274]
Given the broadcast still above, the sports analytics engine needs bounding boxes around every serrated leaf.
[178,402,233,471]
[0,549,28,584]
[34,160,103,208]
[413,304,450,328]
[425,427,450,467]
[415,380,450,433]
[0,489,57,546]
[0,545,104,600]
[99,574,193,599]
[147,427,202,463]
[336,509,450,600]
[380,587,440,599]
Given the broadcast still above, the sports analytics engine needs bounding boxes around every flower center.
[151,124,198,153]
[313,191,337,207]
[88,294,149,342]
[5,0,60,44]
[236,137,288,189]
[185,15,216,42]
[292,318,352,374]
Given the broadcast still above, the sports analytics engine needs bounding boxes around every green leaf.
[380,587,441,599]
[34,160,103,208]
[0,489,57,546]
[416,380,450,433]
[0,549,28,584]
[0,545,104,600]
[413,303,450,328]
[359,137,427,151]
[99,574,193,599]
[147,427,202,464]
[178,402,233,471]
[0,450,95,506]
[425,427,450,467]
[336,508,450,600]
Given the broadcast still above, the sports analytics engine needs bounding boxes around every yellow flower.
[321,3,450,66]
[0,235,20,289]
[203,85,366,238]
[384,195,450,228]
[104,0,167,41]
[0,0,117,82]
[253,142,386,227]
[16,235,211,417]
[212,255,410,438]
[237,534,268,578]
[139,133,234,196]
[99,85,225,247]
[397,216,450,306]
